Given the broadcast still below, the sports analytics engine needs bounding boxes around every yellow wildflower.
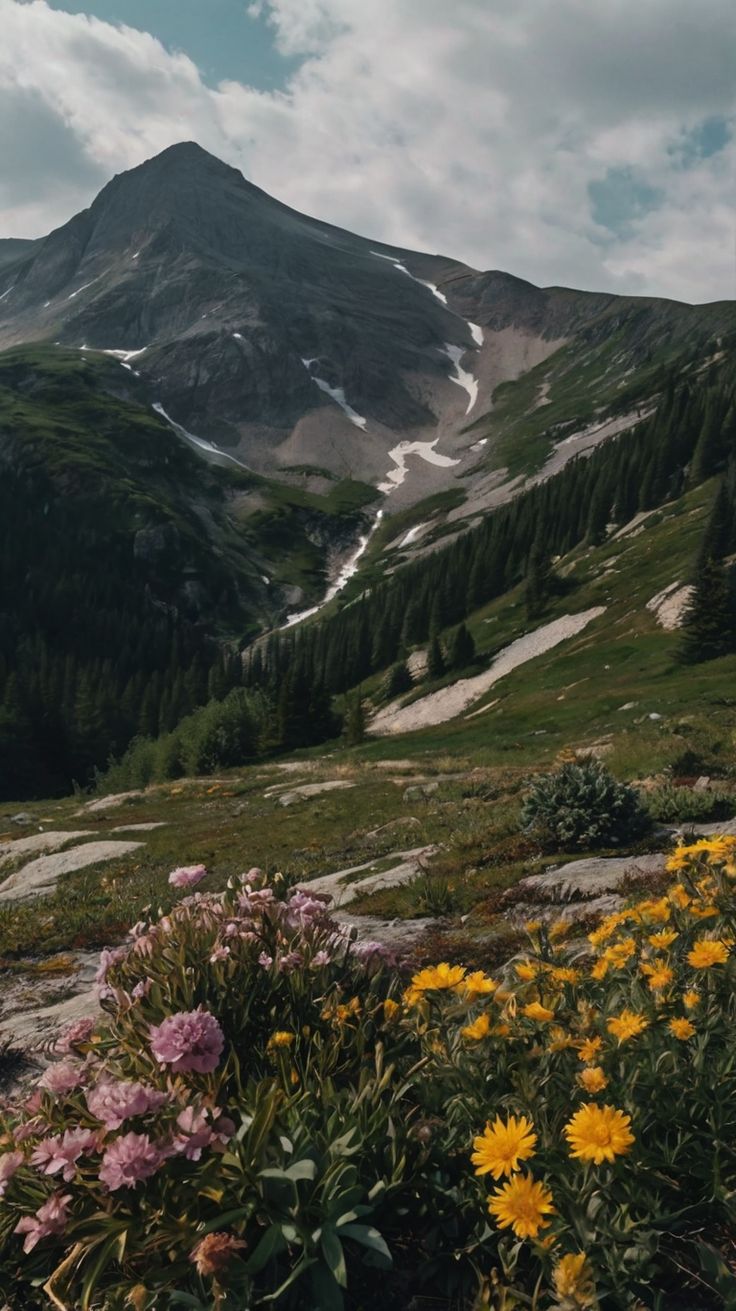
[683,990,701,1009]
[267,1030,295,1050]
[462,1013,492,1041]
[462,970,498,999]
[549,919,571,940]
[640,961,674,991]
[669,883,691,909]
[552,1253,596,1306]
[548,1025,575,1052]
[667,836,736,871]
[578,1066,607,1094]
[602,939,636,968]
[687,938,730,968]
[648,930,678,950]
[668,1016,696,1040]
[522,1002,555,1023]
[409,962,467,993]
[606,1009,648,1043]
[487,1172,555,1239]
[524,919,542,933]
[471,1114,537,1179]
[382,998,400,1023]
[514,961,539,981]
[564,1103,634,1164]
[688,904,719,920]
[591,959,608,980]
[549,966,581,986]
[577,1036,603,1063]
[492,1021,511,1038]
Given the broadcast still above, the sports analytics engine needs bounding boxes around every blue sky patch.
[589,167,664,238]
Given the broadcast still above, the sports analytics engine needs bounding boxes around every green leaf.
[80,1229,127,1311]
[244,1224,285,1275]
[320,1225,348,1288]
[339,1224,392,1268]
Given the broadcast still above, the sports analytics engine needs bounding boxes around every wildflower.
[601,939,636,968]
[382,998,400,1022]
[553,1253,595,1305]
[56,1017,95,1054]
[98,1132,165,1191]
[409,963,466,994]
[351,940,394,971]
[462,1013,492,1041]
[549,966,580,986]
[38,1060,86,1097]
[311,949,332,967]
[15,1193,71,1253]
[524,920,542,933]
[549,919,570,940]
[462,970,498,999]
[169,864,208,889]
[267,1030,296,1050]
[577,1036,603,1063]
[522,1002,555,1023]
[191,1231,248,1277]
[86,1080,168,1131]
[640,961,674,991]
[578,1066,607,1093]
[487,1172,555,1239]
[258,952,273,968]
[149,1008,225,1074]
[648,930,678,950]
[669,1017,696,1040]
[590,959,608,981]
[687,939,730,968]
[548,1025,575,1052]
[606,1009,648,1044]
[171,1106,232,1160]
[0,1151,23,1196]
[514,961,539,981]
[683,990,701,1009]
[564,1104,634,1164]
[669,883,691,909]
[471,1115,537,1179]
[31,1129,99,1182]
[667,836,736,871]
[209,945,230,963]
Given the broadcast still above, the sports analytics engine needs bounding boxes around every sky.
[2,0,735,303]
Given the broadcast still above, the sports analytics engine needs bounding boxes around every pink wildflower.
[15,1193,71,1253]
[0,1151,23,1196]
[169,864,207,889]
[149,1008,225,1074]
[258,952,273,968]
[209,945,230,963]
[311,950,331,967]
[98,1132,164,1191]
[38,1060,86,1097]
[31,1129,98,1182]
[132,979,152,1001]
[86,1080,167,1130]
[15,1116,45,1144]
[56,1017,95,1054]
[171,1107,217,1161]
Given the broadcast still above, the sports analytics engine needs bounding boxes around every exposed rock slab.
[299,846,438,908]
[512,852,667,904]
[78,790,144,814]
[0,841,144,903]
[110,822,169,833]
[0,830,94,865]
[334,911,436,954]
[671,817,736,837]
[273,781,356,807]
[0,953,100,1050]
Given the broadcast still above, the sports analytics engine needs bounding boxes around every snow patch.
[371,250,449,306]
[370,608,606,735]
[152,402,252,472]
[379,439,460,494]
[131,250,140,259]
[470,437,488,452]
[398,522,429,548]
[301,359,367,429]
[646,581,693,631]
[283,511,384,628]
[102,347,149,362]
[468,322,484,347]
[232,332,243,340]
[68,277,101,300]
[0,286,14,302]
[443,343,478,414]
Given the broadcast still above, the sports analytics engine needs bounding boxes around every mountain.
[2,142,734,522]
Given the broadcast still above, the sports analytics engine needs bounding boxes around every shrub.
[521,760,648,850]
[2,842,736,1308]
[646,781,733,824]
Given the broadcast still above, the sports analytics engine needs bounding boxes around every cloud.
[1,0,734,302]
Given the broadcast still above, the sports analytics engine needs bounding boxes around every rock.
[508,894,626,926]
[10,812,34,827]
[648,712,663,721]
[403,782,439,802]
[0,841,144,904]
[671,817,736,837]
[511,852,667,904]
[693,777,711,792]
[110,822,169,833]
[274,781,356,807]
[0,952,101,1051]
[363,816,422,842]
[0,831,94,866]
[333,911,436,954]
[298,846,438,908]
[78,790,144,815]
[618,702,637,711]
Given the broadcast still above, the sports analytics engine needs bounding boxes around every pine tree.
[678,557,735,663]
[345,695,366,745]
[385,660,413,698]
[426,636,446,680]
[525,541,554,620]
[449,623,476,669]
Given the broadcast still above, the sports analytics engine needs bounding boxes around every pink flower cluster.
[149,1008,225,1074]
[56,1017,95,1054]
[38,1060,87,1097]
[169,864,208,889]
[15,1193,71,1253]
[98,1132,165,1192]
[0,1150,23,1196]
[32,1129,99,1182]
[86,1079,168,1130]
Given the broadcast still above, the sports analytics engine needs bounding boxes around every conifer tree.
[345,695,366,745]
[678,557,735,663]
[449,623,476,669]
[385,660,413,698]
[426,636,446,680]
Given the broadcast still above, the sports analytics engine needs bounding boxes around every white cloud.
[1,0,734,302]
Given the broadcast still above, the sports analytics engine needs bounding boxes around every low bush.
[521,760,649,850]
[646,781,733,825]
[1,840,735,1308]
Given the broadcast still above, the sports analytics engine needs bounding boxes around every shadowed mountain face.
[1,142,734,505]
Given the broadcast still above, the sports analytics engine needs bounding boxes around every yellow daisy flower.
[462,970,498,1000]
[668,1016,696,1040]
[514,961,539,981]
[640,961,674,991]
[668,883,691,909]
[606,1009,648,1043]
[382,998,400,1023]
[577,1036,603,1063]
[267,1030,295,1050]
[602,939,636,968]
[648,930,678,950]
[552,1253,596,1306]
[549,966,580,986]
[487,1172,555,1239]
[682,990,701,1009]
[470,1114,537,1179]
[590,959,609,981]
[578,1066,607,1093]
[687,939,730,968]
[564,1103,634,1164]
[461,1013,492,1041]
[409,962,467,993]
[522,1002,555,1023]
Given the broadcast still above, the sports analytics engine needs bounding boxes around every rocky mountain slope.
[2,142,734,525]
